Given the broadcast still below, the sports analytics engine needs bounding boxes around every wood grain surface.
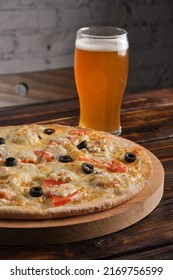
[0,70,172,260]
[0,68,77,107]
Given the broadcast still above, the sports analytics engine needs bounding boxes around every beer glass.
[74,26,128,135]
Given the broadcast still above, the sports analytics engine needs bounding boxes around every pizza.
[0,123,152,219]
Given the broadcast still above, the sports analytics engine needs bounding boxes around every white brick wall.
[0,35,14,53]
[0,10,38,30]
[0,0,172,93]
[0,0,78,74]
[0,0,95,75]
[38,8,57,29]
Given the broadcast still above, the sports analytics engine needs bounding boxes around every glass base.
[111,127,122,136]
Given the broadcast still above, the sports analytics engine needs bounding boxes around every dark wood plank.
[115,244,173,260]
[122,88,173,111]
[0,87,172,260]
[121,105,173,143]
[0,68,77,105]
[0,99,79,126]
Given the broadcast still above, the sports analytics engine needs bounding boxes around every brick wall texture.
[0,0,172,92]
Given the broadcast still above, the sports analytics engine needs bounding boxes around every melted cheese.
[0,124,151,210]
[12,125,44,145]
[50,184,77,197]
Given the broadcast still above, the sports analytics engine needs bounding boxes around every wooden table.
[0,80,173,259]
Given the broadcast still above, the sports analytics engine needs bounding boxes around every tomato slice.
[43,179,78,206]
[20,158,35,163]
[34,150,53,162]
[50,191,78,206]
[107,160,127,173]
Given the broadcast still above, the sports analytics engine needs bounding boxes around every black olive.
[4,157,17,167]
[59,155,73,163]
[29,187,44,197]
[124,152,136,163]
[0,138,5,145]
[77,140,88,150]
[44,128,55,135]
[82,163,94,174]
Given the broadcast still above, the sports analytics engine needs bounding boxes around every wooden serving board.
[0,150,164,245]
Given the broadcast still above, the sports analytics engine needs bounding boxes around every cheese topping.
[50,184,77,197]
[0,124,151,212]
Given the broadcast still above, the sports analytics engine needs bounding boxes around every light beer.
[74,27,128,134]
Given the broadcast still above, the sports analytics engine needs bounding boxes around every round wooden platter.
[0,150,164,245]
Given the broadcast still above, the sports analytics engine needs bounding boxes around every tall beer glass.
[74,26,128,135]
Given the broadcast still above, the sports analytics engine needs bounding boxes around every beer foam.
[76,38,129,54]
